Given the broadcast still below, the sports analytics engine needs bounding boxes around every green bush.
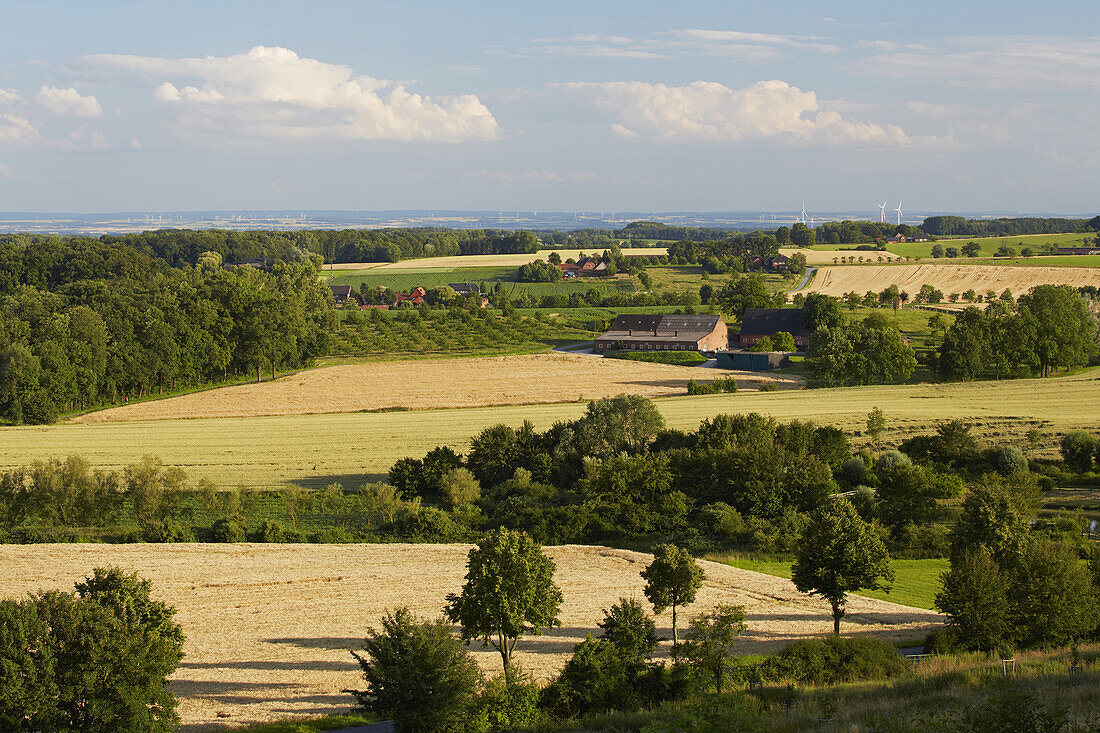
[471,669,545,732]
[1060,430,1096,473]
[251,520,286,542]
[640,695,764,733]
[211,518,246,543]
[605,350,708,366]
[995,446,1028,475]
[142,519,189,543]
[760,636,907,685]
[309,526,354,543]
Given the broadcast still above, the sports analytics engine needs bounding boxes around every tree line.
[934,285,1098,380]
[0,236,335,423]
[921,215,1098,237]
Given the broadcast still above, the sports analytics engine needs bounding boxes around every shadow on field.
[295,473,387,490]
[180,659,360,672]
[267,636,364,650]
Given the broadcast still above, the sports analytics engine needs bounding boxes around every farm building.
[328,284,355,304]
[1057,246,1100,255]
[885,234,930,243]
[559,263,580,278]
[751,254,791,272]
[448,282,480,296]
[737,308,811,350]
[394,286,427,306]
[594,314,728,353]
[717,350,790,371]
[578,257,609,276]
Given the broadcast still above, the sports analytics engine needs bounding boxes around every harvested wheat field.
[779,248,902,265]
[71,352,799,424]
[805,263,1100,297]
[0,543,940,731]
[323,248,669,271]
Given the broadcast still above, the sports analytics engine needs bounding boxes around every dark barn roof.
[739,308,807,337]
[328,284,353,300]
[598,314,724,344]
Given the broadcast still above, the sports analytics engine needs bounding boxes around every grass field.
[709,556,949,610]
[804,263,1100,298]
[70,353,797,423]
[806,233,1095,260]
[323,248,670,272]
[4,368,1097,489]
[0,543,940,731]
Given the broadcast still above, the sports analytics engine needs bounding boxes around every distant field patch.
[324,248,668,272]
[710,556,949,610]
[0,543,940,730]
[804,264,1100,297]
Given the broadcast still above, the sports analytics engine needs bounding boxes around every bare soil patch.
[804,264,1100,297]
[71,352,799,423]
[0,543,940,730]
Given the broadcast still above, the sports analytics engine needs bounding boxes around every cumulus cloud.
[0,114,40,145]
[0,89,20,106]
[560,80,909,145]
[76,45,498,143]
[35,86,102,117]
[859,36,1100,91]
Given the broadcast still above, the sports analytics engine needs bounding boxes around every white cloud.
[129,137,143,150]
[669,29,839,55]
[0,163,13,180]
[0,89,20,106]
[0,114,40,145]
[35,86,102,117]
[859,36,1100,91]
[77,45,498,143]
[560,80,909,146]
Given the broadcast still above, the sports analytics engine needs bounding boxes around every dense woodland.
[922,215,1100,237]
[0,236,336,423]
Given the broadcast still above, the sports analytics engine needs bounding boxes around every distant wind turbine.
[895,202,903,225]
[878,201,888,223]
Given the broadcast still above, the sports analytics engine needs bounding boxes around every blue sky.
[0,1,1096,214]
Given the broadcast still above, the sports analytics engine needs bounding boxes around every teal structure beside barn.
[717,350,790,371]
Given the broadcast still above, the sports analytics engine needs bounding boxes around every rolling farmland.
[804,263,1100,297]
[0,543,940,731]
[4,369,1097,489]
[70,353,798,423]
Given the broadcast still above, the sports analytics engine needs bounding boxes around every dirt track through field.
[70,352,799,423]
[805,263,1100,297]
[0,543,941,731]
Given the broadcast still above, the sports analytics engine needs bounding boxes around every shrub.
[251,519,286,542]
[309,526,354,543]
[605,350,708,366]
[1060,430,1096,473]
[141,519,188,543]
[934,547,1009,651]
[349,607,482,733]
[471,669,544,732]
[841,456,873,487]
[759,636,907,685]
[698,502,746,543]
[640,695,764,733]
[391,507,464,542]
[995,446,1028,475]
[597,598,658,660]
[211,518,246,543]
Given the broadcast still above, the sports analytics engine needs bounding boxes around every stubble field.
[69,352,798,423]
[804,263,1100,297]
[0,543,940,731]
[4,369,1097,489]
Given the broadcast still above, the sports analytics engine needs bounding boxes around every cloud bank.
[561,80,908,145]
[77,45,499,143]
[35,86,102,117]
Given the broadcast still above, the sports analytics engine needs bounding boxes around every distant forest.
[921,215,1100,237]
[0,236,335,424]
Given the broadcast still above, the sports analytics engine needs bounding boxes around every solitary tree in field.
[641,543,705,644]
[445,528,562,672]
[866,407,886,444]
[674,603,746,693]
[792,498,893,635]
